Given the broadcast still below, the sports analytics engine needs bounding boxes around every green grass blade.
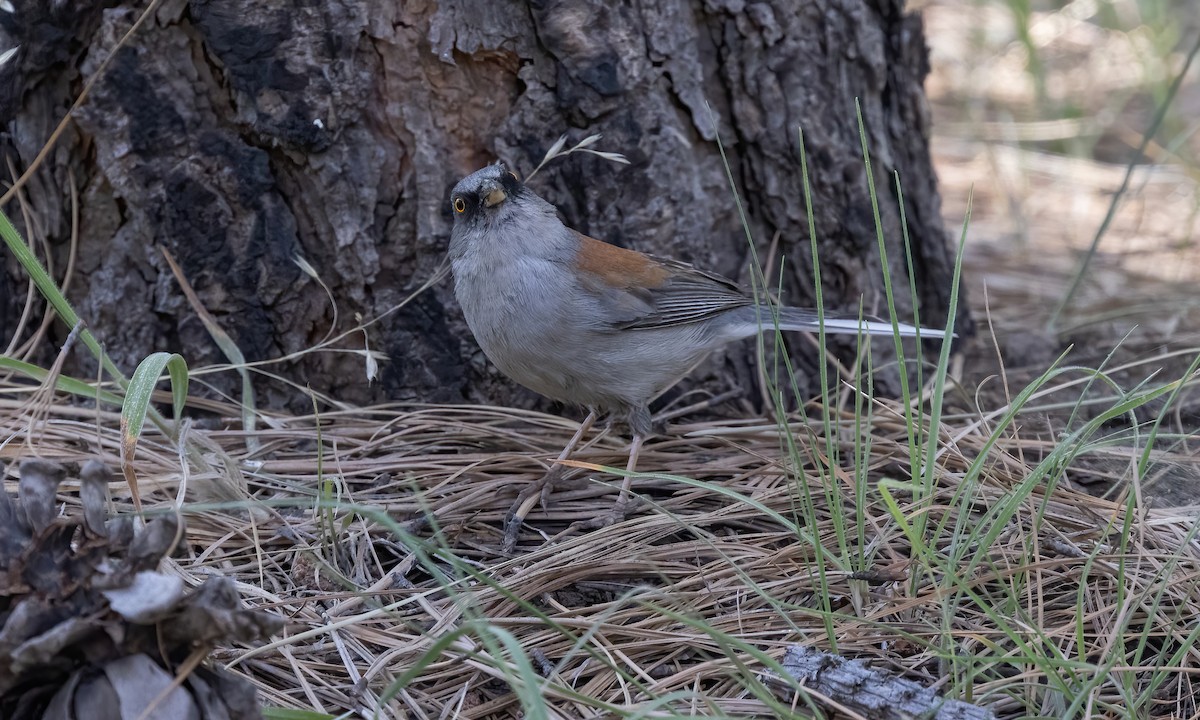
[123,352,189,442]
[0,355,126,407]
[0,206,125,385]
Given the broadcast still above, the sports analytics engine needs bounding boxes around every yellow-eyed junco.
[447,163,947,549]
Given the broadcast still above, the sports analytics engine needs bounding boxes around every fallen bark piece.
[765,645,996,720]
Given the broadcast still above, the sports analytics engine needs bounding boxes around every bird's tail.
[729,305,949,340]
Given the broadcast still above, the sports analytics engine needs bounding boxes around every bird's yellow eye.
[507,171,519,182]
[453,197,466,213]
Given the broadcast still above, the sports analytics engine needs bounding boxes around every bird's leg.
[573,407,649,532]
[502,410,597,553]
[611,431,644,517]
[566,432,645,535]
[535,410,599,506]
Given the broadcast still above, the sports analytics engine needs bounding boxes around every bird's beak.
[482,180,507,208]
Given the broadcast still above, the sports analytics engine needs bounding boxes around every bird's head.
[449,162,526,230]
[447,162,567,263]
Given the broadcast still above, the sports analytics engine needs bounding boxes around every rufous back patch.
[573,231,669,289]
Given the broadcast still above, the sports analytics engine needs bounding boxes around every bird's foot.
[565,491,643,535]
[501,465,568,554]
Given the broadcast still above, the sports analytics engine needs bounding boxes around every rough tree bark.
[0,0,971,416]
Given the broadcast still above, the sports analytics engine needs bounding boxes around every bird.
[447,162,948,551]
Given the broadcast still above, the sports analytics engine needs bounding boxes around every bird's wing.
[570,231,753,331]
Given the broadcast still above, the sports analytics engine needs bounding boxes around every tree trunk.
[0,0,971,416]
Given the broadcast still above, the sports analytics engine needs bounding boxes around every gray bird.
[448,163,947,550]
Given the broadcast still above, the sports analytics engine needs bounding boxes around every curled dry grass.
[3,381,1199,718]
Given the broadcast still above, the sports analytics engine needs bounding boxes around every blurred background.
[917,0,1200,505]
[922,0,1198,340]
